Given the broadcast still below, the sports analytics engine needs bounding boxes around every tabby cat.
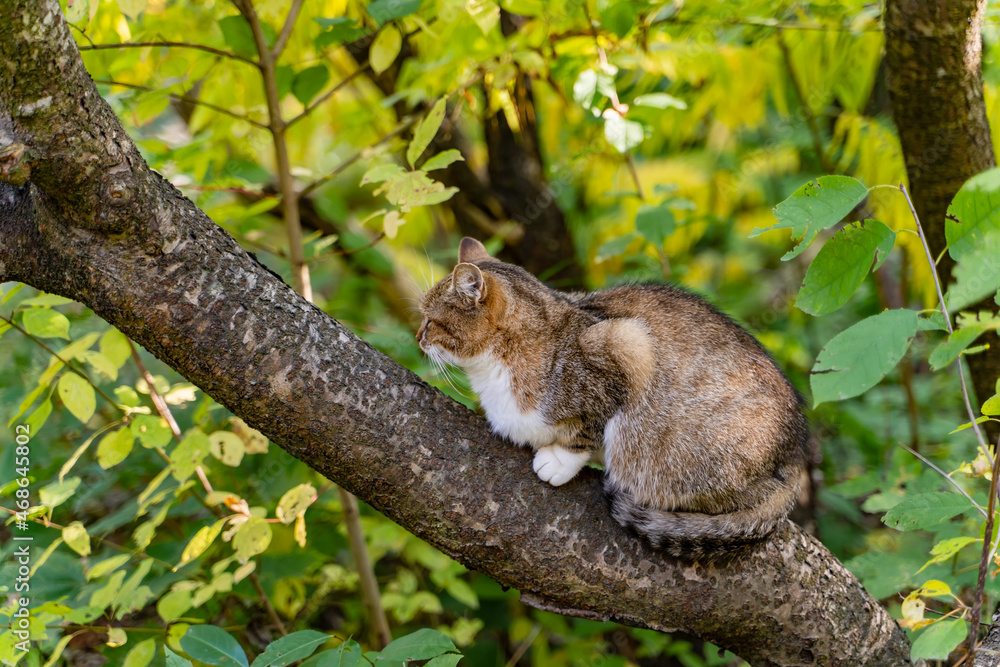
[417,237,808,558]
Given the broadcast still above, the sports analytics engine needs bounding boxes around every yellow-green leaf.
[100,328,132,369]
[22,308,70,339]
[180,520,226,566]
[209,431,245,467]
[157,588,193,624]
[62,521,91,556]
[233,516,272,560]
[171,429,210,481]
[407,98,447,168]
[276,483,316,524]
[370,25,402,76]
[122,637,156,667]
[97,427,135,469]
[58,373,96,424]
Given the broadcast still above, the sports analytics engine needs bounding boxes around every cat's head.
[417,238,511,366]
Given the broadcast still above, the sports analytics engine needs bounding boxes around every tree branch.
[0,3,914,664]
[78,41,260,68]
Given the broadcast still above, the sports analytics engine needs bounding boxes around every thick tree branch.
[0,3,913,664]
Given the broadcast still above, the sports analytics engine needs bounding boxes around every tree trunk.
[885,0,1000,440]
[0,3,912,664]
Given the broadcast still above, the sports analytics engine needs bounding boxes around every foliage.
[2,0,1000,665]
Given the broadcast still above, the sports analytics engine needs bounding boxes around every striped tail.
[604,474,799,561]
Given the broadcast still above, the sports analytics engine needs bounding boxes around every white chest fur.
[460,354,558,449]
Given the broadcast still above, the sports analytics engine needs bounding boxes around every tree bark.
[0,3,913,665]
[885,0,1000,440]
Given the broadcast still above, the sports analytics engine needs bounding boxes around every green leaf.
[752,176,869,260]
[250,631,332,667]
[100,328,132,369]
[810,309,919,406]
[58,373,96,424]
[910,619,967,662]
[171,429,210,481]
[180,625,249,667]
[233,516,272,560]
[209,431,245,466]
[122,637,156,667]
[218,15,258,59]
[595,233,638,261]
[39,477,81,508]
[376,629,457,662]
[421,149,464,172]
[632,93,686,110]
[367,0,422,26]
[602,111,645,153]
[275,66,294,100]
[314,18,370,47]
[946,167,1000,261]
[362,163,406,185]
[1,282,24,305]
[916,537,979,574]
[180,519,226,566]
[87,554,131,580]
[635,204,675,247]
[424,655,463,667]
[158,588,193,624]
[292,65,330,106]
[22,308,70,339]
[882,492,973,531]
[796,220,895,316]
[928,312,1000,370]
[81,350,118,381]
[25,396,52,433]
[945,231,1000,312]
[97,427,135,469]
[20,293,74,307]
[984,394,1000,416]
[62,521,91,556]
[276,483,316,524]
[408,99,447,168]
[131,414,173,448]
[300,640,362,667]
[370,25,402,75]
[467,0,500,35]
[165,647,194,667]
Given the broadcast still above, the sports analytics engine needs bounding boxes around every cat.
[417,237,809,559]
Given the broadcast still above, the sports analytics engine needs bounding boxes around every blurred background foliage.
[3,0,1000,665]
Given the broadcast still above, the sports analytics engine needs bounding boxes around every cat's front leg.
[532,422,596,486]
[532,445,591,486]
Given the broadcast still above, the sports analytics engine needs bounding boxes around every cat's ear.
[458,237,491,263]
[452,263,486,304]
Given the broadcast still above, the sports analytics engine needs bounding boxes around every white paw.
[532,446,590,487]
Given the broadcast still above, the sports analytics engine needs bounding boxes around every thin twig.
[504,623,542,667]
[249,567,289,636]
[271,0,305,59]
[0,312,122,412]
[94,79,268,129]
[898,183,993,465]
[896,443,987,518]
[78,41,259,68]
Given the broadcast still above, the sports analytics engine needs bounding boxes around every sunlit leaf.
[752,176,869,260]
[370,25,402,75]
[97,427,134,469]
[58,373,96,424]
[910,619,967,662]
[408,98,448,168]
[22,308,70,339]
[602,110,645,153]
[62,521,91,556]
